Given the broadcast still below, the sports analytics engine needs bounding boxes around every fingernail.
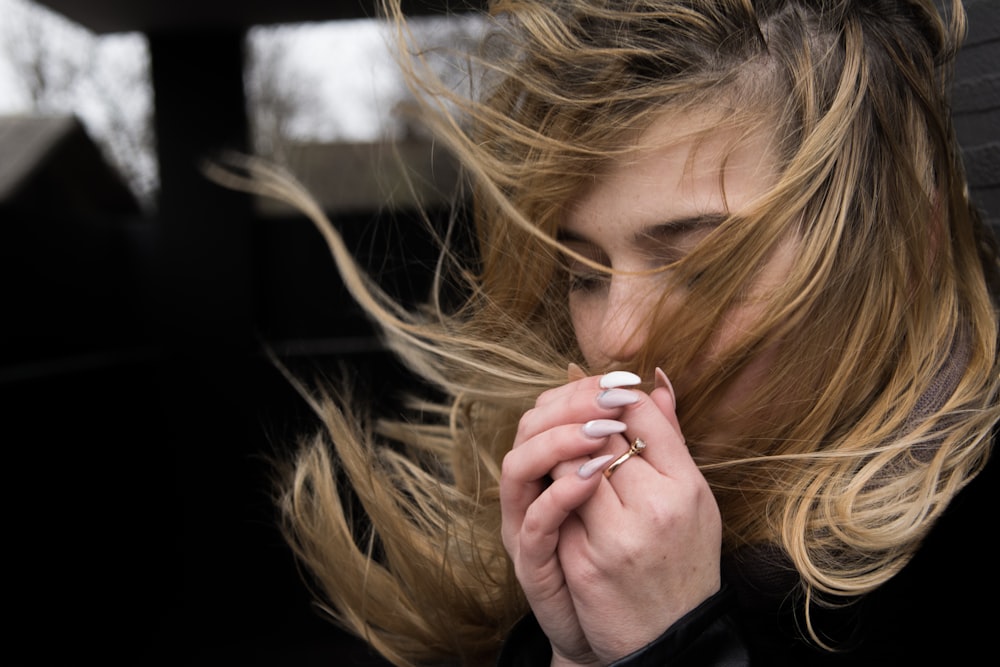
[582,419,628,438]
[599,371,642,389]
[578,454,616,479]
[596,388,640,409]
[567,362,586,381]
[654,367,676,406]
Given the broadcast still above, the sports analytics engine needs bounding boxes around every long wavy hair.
[213,1,1000,664]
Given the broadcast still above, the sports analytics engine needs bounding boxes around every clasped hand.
[500,369,722,666]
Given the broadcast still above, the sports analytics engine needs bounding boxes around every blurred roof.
[33,0,487,34]
[0,115,140,215]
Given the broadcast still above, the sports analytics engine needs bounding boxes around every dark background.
[2,1,996,665]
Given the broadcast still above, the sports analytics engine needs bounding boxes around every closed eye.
[635,214,725,267]
[563,249,611,293]
[567,263,610,293]
[557,233,611,294]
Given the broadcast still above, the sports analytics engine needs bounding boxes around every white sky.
[0,58,19,109]
[250,20,403,142]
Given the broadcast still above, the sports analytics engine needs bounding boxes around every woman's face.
[561,112,792,411]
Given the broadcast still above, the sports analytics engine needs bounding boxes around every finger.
[653,367,678,413]
[534,370,641,409]
[592,393,698,514]
[501,421,622,536]
[616,383,691,477]
[516,374,642,447]
[508,420,626,483]
[515,456,613,564]
[547,432,627,482]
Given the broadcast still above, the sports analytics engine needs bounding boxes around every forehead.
[565,110,778,233]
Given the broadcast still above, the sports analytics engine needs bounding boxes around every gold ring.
[604,438,647,478]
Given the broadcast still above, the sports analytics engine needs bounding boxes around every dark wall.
[954,0,1000,232]
[3,201,438,666]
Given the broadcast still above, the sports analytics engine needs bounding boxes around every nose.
[594,275,653,364]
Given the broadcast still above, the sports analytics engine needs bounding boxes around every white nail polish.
[596,388,640,409]
[582,419,628,438]
[578,454,616,479]
[599,371,642,389]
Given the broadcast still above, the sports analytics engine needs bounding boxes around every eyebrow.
[632,212,728,244]
[557,212,729,246]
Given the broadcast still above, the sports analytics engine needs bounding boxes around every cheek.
[677,303,756,393]
[706,302,758,359]
[568,294,602,366]
[707,237,797,357]
[715,327,779,409]
[697,241,797,411]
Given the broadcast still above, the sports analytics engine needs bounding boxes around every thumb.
[650,367,679,423]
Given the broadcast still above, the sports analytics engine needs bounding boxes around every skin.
[499,112,785,665]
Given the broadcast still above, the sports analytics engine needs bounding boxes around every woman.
[227,0,1000,664]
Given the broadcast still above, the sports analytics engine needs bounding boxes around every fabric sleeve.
[496,585,749,667]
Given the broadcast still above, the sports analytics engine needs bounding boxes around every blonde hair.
[213,1,1000,664]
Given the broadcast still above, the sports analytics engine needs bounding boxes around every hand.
[500,369,722,665]
[556,369,722,663]
[501,370,626,665]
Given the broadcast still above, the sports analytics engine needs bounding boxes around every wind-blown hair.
[217,1,1000,665]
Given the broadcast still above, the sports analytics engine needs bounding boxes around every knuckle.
[535,385,560,404]
[644,496,681,528]
[500,449,521,481]
[519,505,548,541]
[643,478,714,529]
[571,553,603,586]
[514,406,541,443]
